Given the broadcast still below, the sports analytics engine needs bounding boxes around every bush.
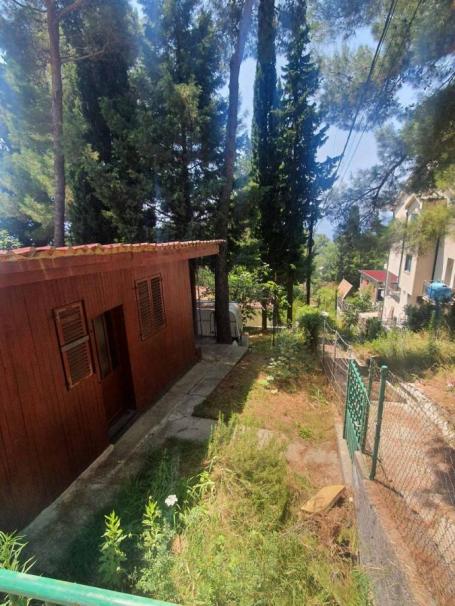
[404,302,434,331]
[297,307,324,348]
[343,291,373,330]
[363,317,384,341]
[355,329,455,375]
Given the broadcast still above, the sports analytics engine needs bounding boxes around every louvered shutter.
[150,275,166,329]
[54,302,93,388]
[136,279,153,340]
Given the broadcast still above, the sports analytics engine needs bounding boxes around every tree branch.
[61,43,108,64]
[8,0,45,13]
[57,0,88,21]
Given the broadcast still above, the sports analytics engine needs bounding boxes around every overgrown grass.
[355,329,455,376]
[171,418,370,606]
[48,331,370,605]
[49,416,370,605]
[52,439,207,585]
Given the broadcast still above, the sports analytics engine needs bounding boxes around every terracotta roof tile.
[360,269,398,283]
[0,240,224,263]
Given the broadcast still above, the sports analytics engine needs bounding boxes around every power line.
[338,0,425,182]
[331,0,399,180]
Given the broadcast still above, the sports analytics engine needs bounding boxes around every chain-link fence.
[365,360,455,606]
[319,323,354,412]
[319,322,455,605]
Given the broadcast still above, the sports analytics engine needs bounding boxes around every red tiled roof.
[360,269,398,284]
[0,240,223,263]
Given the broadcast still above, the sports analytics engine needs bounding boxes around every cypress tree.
[279,0,335,314]
[251,0,282,328]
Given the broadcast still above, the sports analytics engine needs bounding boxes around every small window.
[404,254,412,272]
[54,302,93,388]
[136,275,166,340]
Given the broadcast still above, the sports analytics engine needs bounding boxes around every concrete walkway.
[23,340,248,574]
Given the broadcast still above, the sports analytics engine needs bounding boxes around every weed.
[297,424,314,440]
[0,532,34,606]
[355,329,455,376]
[98,511,129,591]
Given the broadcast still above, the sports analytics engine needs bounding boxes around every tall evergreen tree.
[137,0,224,241]
[0,2,54,245]
[278,0,335,313]
[63,0,150,243]
[251,0,282,328]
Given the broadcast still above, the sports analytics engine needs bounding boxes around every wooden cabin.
[0,240,220,531]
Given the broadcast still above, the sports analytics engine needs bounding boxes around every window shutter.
[136,279,153,340]
[151,276,166,329]
[54,302,93,388]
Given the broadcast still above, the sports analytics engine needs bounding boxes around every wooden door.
[93,306,134,426]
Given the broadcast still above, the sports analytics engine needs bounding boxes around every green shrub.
[266,330,309,390]
[98,511,128,590]
[404,302,434,331]
[297,307,324,348]
[363,317,384,341]
[355,329,455,375]
[343,291,373,330]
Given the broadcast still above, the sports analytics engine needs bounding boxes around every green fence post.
[343,359,351,439]
[370,365,388,480]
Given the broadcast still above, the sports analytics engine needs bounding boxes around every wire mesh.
[319,323,352,414]
[365,360,455,606]
[318,325,455,605]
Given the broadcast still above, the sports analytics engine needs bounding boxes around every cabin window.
[404,254,412,272]
[54,301,93,388]
[136,275,166,340]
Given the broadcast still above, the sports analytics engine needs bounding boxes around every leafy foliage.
[98,511,129,590]
[297,306,324,349]
[0,531,34,606]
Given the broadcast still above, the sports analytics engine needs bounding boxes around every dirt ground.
[415,367,455,426]
[193,333,355,547]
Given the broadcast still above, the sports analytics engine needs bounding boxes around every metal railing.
[0,568,177,606]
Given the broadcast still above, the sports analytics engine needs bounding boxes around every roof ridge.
[0,240,224,263]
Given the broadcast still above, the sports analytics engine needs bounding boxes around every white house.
[382,191,454,324]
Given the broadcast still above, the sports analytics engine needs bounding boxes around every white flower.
[165,494,178,507]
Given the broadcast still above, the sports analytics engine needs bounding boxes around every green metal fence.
[342,358,387,477]
[0,568,178,606]
[343,359,370,458]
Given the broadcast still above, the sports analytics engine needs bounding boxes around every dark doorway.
[93,306,135,433]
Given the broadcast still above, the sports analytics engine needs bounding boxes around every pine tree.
[63,0,152,243]
[137,0,223,241]
[0,2,54,245]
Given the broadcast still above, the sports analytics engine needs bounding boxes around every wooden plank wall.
[0,257,197,530]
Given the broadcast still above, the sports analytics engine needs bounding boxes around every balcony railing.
[0,568,178,606]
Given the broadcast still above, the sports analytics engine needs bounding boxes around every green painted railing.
[0,568,178,606]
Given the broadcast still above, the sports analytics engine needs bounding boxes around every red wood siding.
[0,257,198,531]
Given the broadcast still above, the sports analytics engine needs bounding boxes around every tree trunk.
[286,271,294,325]
[215,0,255,344]
[306,217,315,305]
[46,2,66,247]
[261,303,267,332]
